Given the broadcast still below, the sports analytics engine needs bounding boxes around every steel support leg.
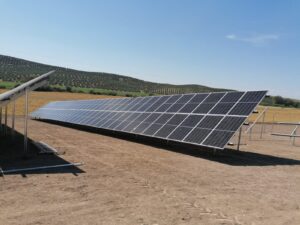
[4,106,8,136]
[260,112,266,139]
[0,107,2,134]
[237,126,242,151]
[11,100,16,138]
[24,90,29,154]
[271,113,276,133]
[292,126,298,146]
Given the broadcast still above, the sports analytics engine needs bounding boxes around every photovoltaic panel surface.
[31,91,267,149]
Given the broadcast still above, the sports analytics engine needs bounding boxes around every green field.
[0,81,18,89]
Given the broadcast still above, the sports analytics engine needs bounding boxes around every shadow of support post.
[0,127,85,177]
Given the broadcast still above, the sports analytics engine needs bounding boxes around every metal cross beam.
[0,70,55,154]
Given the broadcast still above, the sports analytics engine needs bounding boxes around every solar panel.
[31,91,267,149]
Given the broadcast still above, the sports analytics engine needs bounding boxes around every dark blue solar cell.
[203,93,225,103]
[181,115,204,127]
[197,116,223,129]
[114,120,132,131]
[215,116,245,131]
[209,103,235,114]
[176,94,194,104]
[143,123,163,136]
[155,104,172,112]
[229,103,258,116]
[184,128,211,144]
[144,113,161,123]
[166,103,185,113]
[203,130,235,148]
[239,91,267,103]
[166,114,187,126]
[154,125,177,138]
[193,103,215,114]
[221,92,244,103]
[123,120,143,132]
[133,122,152,134]
[165,95,182,104]
[189,93,209,103]
[155,114,173,124]
[146,96,170,112]
[179,103,199,113]
[168,126,193,140]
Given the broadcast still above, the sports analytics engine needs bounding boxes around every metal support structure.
[271,122,300,146]
[260,111,266,139]
[11,100,16,138]
[237,126,243,151]
[249,126,253,141]
[271,113,276,133]
[24,89,29,154]
[0,107,2,134]
[245,107,268,140]
[4,105,8,136]
[0,71,55,156]
[272,133,300,137]
[291,125,299,146]
[213,148,217,155]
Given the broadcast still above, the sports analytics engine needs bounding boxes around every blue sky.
[0,0,299,98]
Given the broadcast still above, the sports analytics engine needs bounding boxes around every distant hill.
[1,54,300,108]
[0,54,228,95]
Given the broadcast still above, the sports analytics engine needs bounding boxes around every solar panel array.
[31,91,267,149]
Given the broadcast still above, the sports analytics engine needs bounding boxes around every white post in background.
[271,113,276,133]
[260,111,266,139]
[24,89,29,154]
[292,125,299,146]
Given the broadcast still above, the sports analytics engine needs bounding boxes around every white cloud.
[226,33,280,46]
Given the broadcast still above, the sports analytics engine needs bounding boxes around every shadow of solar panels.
[31,91,267,150]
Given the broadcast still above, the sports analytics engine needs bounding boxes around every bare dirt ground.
[1,118,300,225]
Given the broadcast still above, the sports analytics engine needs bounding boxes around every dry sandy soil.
[0,118,300,225]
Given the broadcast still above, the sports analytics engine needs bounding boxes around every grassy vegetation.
[0,81,18,89]
[0,54,227,95]
[261,95,300,108]
[36,85,149,97]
